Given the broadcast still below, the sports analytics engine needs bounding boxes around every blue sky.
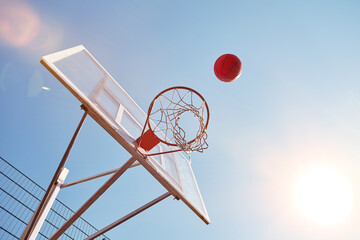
[1,0,360,239]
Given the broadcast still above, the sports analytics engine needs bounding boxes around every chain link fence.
[0,156,110,240]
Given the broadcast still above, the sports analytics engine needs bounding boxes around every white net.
[147,87,209,153]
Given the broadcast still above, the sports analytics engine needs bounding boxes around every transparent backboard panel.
[41,45,210,224]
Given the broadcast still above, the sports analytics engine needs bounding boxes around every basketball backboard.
[40,45,210,224]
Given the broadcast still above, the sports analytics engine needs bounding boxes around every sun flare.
[294,167,353,224]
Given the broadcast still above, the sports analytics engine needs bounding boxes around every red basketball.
[214,54,242,82]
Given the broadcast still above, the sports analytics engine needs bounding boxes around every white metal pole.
[29,168,69,240]
[21,111,87,240]
[20,168,69,240]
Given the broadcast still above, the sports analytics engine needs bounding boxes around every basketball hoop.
[137,86,209,158]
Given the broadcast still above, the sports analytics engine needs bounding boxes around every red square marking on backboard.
[136,129,160,152]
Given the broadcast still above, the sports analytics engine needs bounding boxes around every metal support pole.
[49,156,137,240]
[21,111,87,240]
[60,167,121,189]
[29,168,69,240]
[61,161,140,189]
[84,192,171,240]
